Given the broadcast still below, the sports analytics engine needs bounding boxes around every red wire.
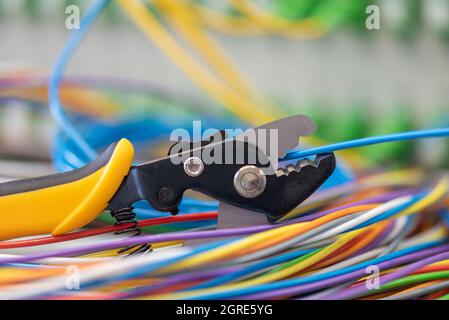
[425,288,449,300]
[0,212,217,249]
[412,264,449,275]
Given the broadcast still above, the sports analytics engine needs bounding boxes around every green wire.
[374,271,449,295]
[437,292,449,300]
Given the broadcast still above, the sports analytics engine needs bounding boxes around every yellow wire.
[0,268,63,286]
[81,241,183,258]
[162,223,307,273]
[398,179,448,217]
[117,0,368,166]
[159,204,378,275]
[117,0,274,125]
[431,260,449,267]
[314,223,387,268]
[154,0,283,119]
[149,226,380,299]
[361,169,425,189]
[237,228,368,286]
[147,180,446,299]
[279,169,426,222]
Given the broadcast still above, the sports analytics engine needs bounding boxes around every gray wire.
[233,214,359,263]
[308,225,445,277]
[382,280,449,300]
[378,216,417,257]
[237,196,410,264]
[301,283,350,300]
[304,216,415,299]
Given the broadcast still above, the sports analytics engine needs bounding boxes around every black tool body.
[108,135,336,222]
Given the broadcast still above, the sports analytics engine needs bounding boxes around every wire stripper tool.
[0,115,336,245]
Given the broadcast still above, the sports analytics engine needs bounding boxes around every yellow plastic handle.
[0,139,134,241]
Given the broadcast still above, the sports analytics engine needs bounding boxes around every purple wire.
[291,189,416,223]
[239,244,449,300]
[123,221,395,299]
[358,221,395,255]
[325,249,449,300]
[0,226,273,265]
[118,266,241,299]
[118,192,409,298]
[0,190,417,265]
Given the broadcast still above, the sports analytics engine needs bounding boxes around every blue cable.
[350,191,425,230]
[284,127,449,160]
[441,210,449,228]
[197,212,418,291]
[44,238,237,298]
[185,240,445,300]
[50,0,449,170]
[49,0,110,161]
[191,248,315,290]
[46,0,353,218]
[47,0,447,225]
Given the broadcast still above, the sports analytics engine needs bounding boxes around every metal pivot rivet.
[233,166,267,198]
[183,157,204,177]
[158,187,174,204]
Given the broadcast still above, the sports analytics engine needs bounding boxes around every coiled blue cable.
[49,0,448,222]
[49,0,109,161]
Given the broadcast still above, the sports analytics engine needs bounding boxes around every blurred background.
[0,0,449,180]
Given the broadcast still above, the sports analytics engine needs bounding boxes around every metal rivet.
[233,166,266,198]
[158,187,174,204]
[183,157,204,177]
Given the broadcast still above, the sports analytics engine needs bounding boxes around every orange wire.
[389,280,441,298]
[312,222,389,269]
[235,204,379,257]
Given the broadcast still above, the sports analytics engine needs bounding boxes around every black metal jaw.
[108,135,336,222]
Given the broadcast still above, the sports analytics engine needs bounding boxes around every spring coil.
[110,207,152,256]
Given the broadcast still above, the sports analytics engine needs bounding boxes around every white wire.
[299,196,413,246]
[233,214,360,263]
[310,225,445,276]
[0,246,191,300]
[0,253,111,265]
[379,215,409,245]
[0,233,127,255]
